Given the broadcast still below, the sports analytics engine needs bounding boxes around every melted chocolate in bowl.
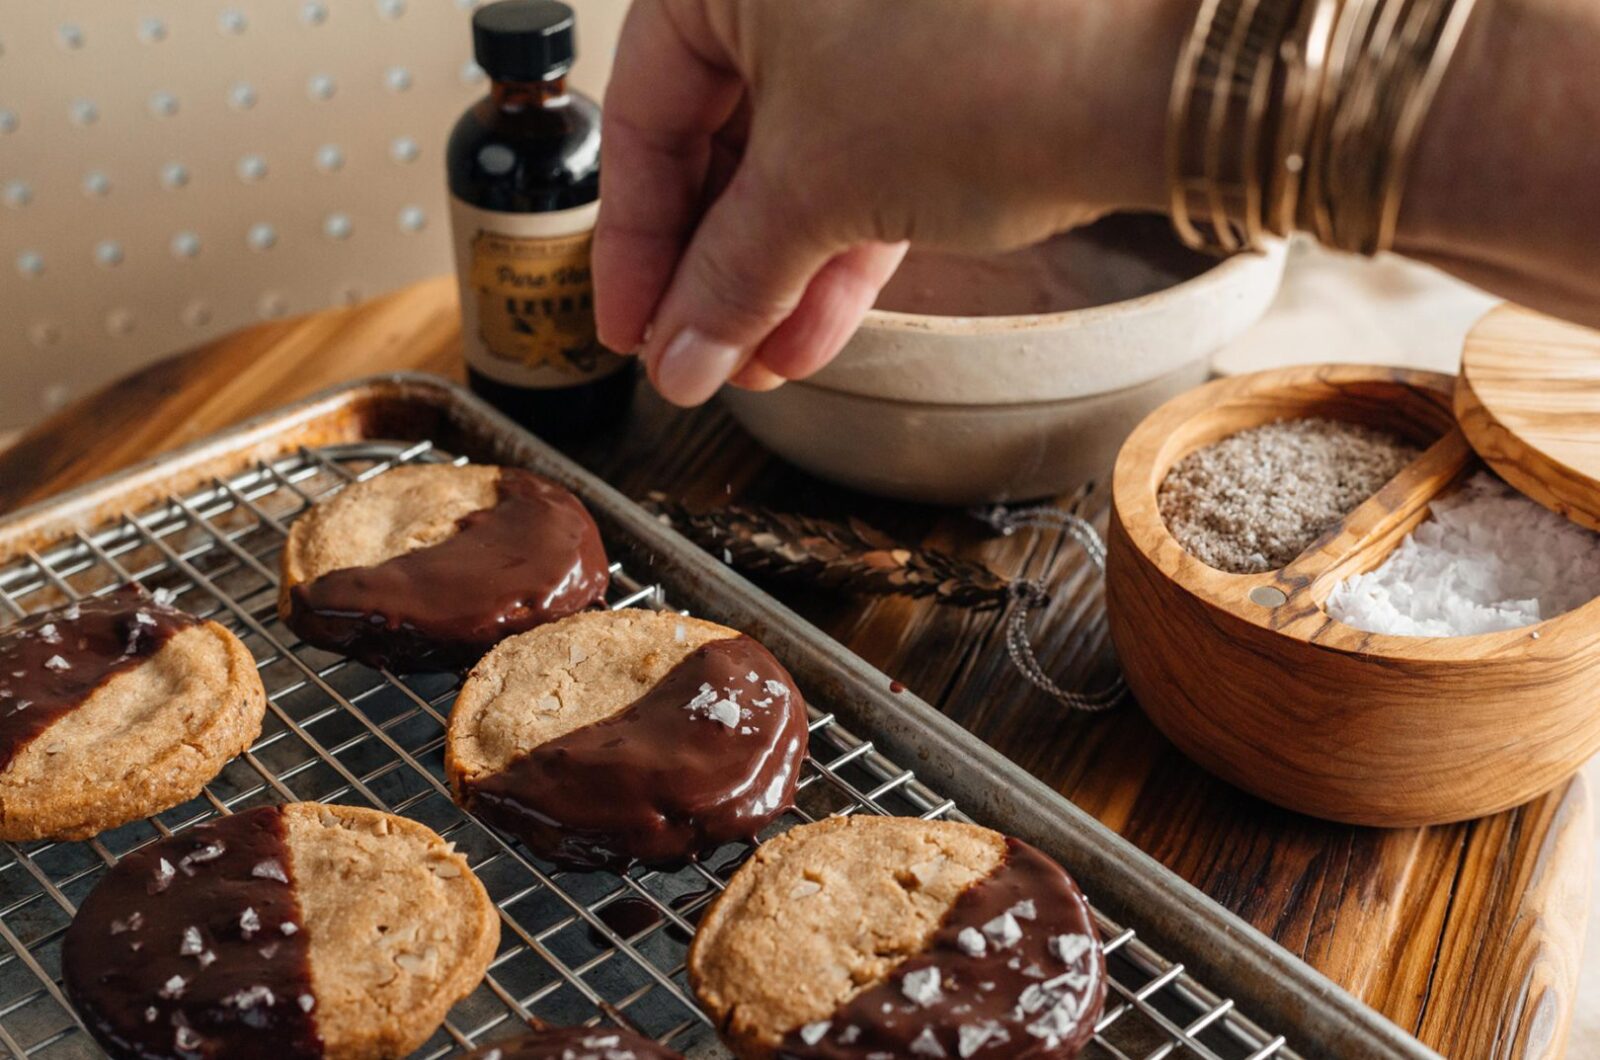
[872,213,1215,319]
[0,586,197,772]
[63,806,320,1059]
[779,839,1106,1059]
[461,1027,683,1059]
[287,469,609,672]
[466,635,809,870]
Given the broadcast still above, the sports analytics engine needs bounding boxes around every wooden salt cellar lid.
[1457,303,1600,532]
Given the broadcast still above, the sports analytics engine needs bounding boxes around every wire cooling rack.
[0,440,1301,1060]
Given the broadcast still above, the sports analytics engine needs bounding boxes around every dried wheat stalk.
[642,493,1021,611]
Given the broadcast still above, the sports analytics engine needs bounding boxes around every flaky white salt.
[1326,474,1600,636]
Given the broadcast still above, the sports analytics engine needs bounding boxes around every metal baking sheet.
[0,374,1437,1060]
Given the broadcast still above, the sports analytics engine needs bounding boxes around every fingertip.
[728,358,788,391]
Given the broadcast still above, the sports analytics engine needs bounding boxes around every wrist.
[1046,0,1195,216]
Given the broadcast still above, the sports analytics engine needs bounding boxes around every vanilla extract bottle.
[447,0,634,439]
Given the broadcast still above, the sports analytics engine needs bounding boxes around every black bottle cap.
[473,0,577,82]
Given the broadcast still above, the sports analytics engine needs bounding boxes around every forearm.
[1397,0,1600,323]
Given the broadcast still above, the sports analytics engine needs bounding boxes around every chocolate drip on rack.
[287,468,609,671]
[63,806,321,1060]
[778,839,1105,1059]
[0,586,197,772]
[467,635,808,870]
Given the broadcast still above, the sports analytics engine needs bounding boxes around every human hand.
[593,0,1191,406]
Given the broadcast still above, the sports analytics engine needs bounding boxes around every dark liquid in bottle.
[448,62,633,440]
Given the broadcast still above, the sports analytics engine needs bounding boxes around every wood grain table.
[2,275,1590,1060]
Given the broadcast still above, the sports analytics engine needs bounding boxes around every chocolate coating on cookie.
[778,839,1105,1059]
[464,634,808,869]
[285,467,608,671]
[64,806,320,1060]
[0,587,197,771]
[463,1027,684,1059]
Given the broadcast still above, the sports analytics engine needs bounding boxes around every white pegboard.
[0,0,627,432]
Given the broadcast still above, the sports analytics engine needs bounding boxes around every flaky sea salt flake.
[1008,899,1036,920]
[180,926,204,955]
[956,926,987,957]
[43,655,70,671]
[240,906,261,937]
[982,911,1022,948]
[225,985,275,1009]
[958,1021,1007,1058]
[251,859,288,883]
[1049,933,1092,966]
[159,975,186,999]
[901,967,943,1007]
[798,1021,831,1046]
[910,1026,946,1057]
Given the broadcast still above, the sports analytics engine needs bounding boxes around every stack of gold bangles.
[1167,0,1480,255]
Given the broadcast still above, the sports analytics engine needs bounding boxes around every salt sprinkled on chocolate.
[253,859,289,883]
[800,1021,832,1046]
[982,911,1022,948]
[901,967,944,1007]
[956,927,986,957]
[909,1026,946,1057]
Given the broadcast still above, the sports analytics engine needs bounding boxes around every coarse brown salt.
[1158,417,1419,574]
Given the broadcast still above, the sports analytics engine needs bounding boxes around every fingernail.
[653,328,743,406]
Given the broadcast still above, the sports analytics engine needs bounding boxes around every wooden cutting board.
[1,276,1589,1060]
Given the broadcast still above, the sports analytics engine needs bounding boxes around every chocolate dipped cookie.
[445,609,809,869]
[0,587,266,841]
[64,802,499,1060]
[688,816,1106,1060]
[280,464,609,672]
[461,1027,683,1059]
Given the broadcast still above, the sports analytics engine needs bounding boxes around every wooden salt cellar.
[1107,308,1600,826]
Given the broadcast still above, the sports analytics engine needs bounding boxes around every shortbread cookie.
[0,587,266,841]
[280,464,609,672]
[688,816,1106,1060]
[446,609,809,869]
[64,803,500,1060]
[462,1027,683,1059]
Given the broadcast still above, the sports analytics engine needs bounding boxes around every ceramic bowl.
[720,213,1287,503]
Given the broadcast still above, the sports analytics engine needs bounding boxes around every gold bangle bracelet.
[1265,0,1339,236]
[1165,0,1474,256]
[1375,0,1480,250]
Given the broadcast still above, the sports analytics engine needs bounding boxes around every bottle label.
[449,198,626,389]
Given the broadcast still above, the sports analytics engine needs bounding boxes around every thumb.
[642,167,837,407]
